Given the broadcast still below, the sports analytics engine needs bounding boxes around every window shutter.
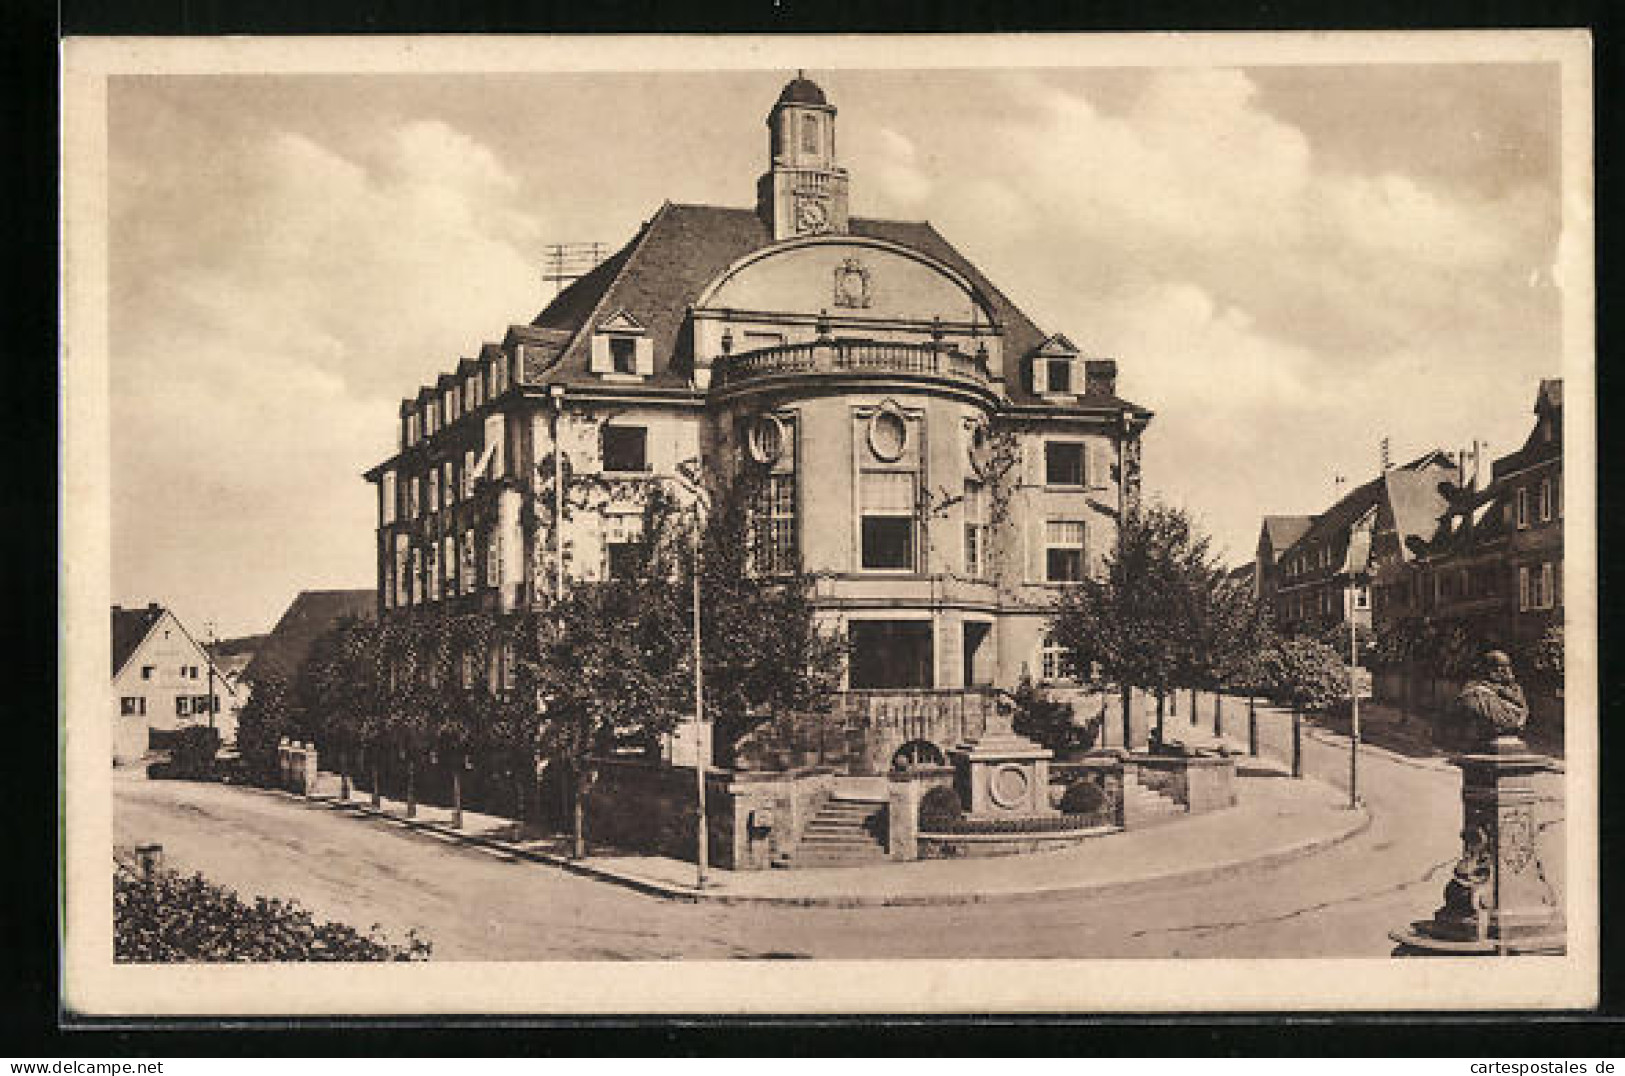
[482,413,506,478]
[1541,563,1553,609]
[589,335,612,374]
[635,336,654,377]
[1518,566,1529,611]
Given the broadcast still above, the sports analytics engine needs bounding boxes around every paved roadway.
[112,709,1565,960]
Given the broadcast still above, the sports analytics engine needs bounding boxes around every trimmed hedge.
[147,726,221,781]
[114,859,431,962]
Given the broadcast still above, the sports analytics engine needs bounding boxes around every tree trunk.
[1247,694,1258,756]
[1120,685,1133,753]
[406,758,417,818]
[513,773,527,840]
[1155,690,1166,746]
[370,753,382,810]
[1213,689,1223,736]
[339,748,351,802]
[1191,687,1199,727]
[1291,705,1303,778]
[451,762,464,830]
[572,766,587,860]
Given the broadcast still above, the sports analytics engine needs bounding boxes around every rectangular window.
[463,449,477,497]
[847,620,933,689]
[1045,442,1086,487]
[120,696,143,717]
[1045,520,1087,583]
[427,543,441,601]
[444,535,457,594]
[1518,566,1530,611]
[963,479,987,578]
[1516,486,1530,529]
[381,472,397,525]
[752,473,797,576]
[1040,636,1070,683]
[1538,562,1554,610]
[601,425,648,472]
[444,461,456,506]
[176,696,190,717]
[609,336,637,375]
[487,532,502,587]
[1538,478,1552,522]
[605,512,644,580]
[860,471,916,571]
[141,665,154,680]
[428,470,440,513]
[463,530,477,594]
[1046,358,1073,394]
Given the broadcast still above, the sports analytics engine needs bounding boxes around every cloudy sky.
[107,61,1567,637]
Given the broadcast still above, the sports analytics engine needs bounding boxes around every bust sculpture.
[1451,650,1529,747]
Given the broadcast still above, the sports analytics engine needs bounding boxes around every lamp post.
[691,518,708,891]
[1347,577,1366,811]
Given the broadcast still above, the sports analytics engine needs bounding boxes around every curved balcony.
[714,338,995,392]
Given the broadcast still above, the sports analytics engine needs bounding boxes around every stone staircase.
[771,795,889,869]
[1125,782,1185,825]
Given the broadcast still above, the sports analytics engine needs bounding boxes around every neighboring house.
[362,73,1154,704]
[1390,380,1563,650]
[244,590,377,688]
[1253,514,1312,609]
[111,603,238,764]
[1269,451,1460,637]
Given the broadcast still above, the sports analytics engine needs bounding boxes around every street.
[112,709,1565,960]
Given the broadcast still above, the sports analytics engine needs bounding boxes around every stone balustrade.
[716,338,993,389]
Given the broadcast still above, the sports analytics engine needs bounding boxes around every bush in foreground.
[114,859,431,963]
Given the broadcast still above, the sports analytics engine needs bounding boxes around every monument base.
[1389,924,1566,957]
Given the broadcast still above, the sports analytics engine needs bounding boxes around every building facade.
[364,74,1152,706]
[1376,380,1563,650]
[1266,451,1459,638]
[111,603,238,764]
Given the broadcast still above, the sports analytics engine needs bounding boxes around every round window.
[868,409,908,462]
[745,414,785,464]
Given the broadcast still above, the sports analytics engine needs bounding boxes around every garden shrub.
[114,858,431,962]
[1058,779,1107,817]
[148,725,221,781]
[917,785,963,831]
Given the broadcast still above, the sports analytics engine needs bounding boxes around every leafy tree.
[1049,503,1227,749]
[295,615,380,801]
[235,671,299,786]
[1262,635,1348,713]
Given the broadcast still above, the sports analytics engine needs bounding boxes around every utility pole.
[206,620,217,732]
[1348,598,1362,810]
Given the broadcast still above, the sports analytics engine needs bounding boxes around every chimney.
[1084,358,1118,397]
[147,602,160,613]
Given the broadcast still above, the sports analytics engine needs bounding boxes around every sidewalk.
[286,758,1370,908]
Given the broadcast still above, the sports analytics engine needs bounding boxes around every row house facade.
[363,74,1153,706]
[1375,380,1564,649]
[1261,451,1459,637]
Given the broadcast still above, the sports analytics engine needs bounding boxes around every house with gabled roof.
[1269,451,1460,637]
[244,589,376,688]
[361,72,1155,764]
[111,603,238,764]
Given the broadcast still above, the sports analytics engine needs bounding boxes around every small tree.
[295,615,379,801]
[235,672,299,786]
[1008,672,1089,755]
[1050,503,1227,750]
[1263,635,1348,713]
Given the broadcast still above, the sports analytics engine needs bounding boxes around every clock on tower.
[795,196,830,234]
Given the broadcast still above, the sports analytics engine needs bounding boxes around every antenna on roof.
[541,242,608,299]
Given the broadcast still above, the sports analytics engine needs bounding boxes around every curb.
[285,785,1373,910]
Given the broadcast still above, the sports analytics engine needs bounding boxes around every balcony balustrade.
[715,338,993,389]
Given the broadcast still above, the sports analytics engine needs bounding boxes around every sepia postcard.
[61,31,1597,1016]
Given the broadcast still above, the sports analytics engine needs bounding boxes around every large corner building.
[365,74,1152,699]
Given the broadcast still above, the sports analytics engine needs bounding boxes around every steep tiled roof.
[244,589,375,686]
[111,604,164,677]
[1382,468,1456,562]
[522,202,1136,409]
[1283,451,1456,567]
[1260,515,1313,559]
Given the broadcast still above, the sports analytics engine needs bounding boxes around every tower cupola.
[757,71,850,241]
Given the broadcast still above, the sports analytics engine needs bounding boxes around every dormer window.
[589,310,652,379]
[1047,358,1073,394]
[1030,334,1080,397]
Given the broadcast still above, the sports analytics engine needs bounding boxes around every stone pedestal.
[949,709,1056,821]
[1392,736,1564,955]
